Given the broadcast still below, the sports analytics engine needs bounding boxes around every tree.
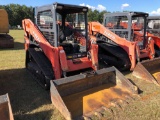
[0,4,110,26]
[0,4,33,26]
[98,10,110,23]
[87,9,110,23]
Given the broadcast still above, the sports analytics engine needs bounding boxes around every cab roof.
[54,2,88,14]
[104,11,148,17]
[148,16,160,20]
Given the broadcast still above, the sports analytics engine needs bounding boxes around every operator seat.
[58,24,80,54]
[63,25,73,37]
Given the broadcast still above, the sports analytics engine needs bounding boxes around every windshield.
[148,19,160,29]
[104,15,129,40]
[147,19,160,37]
[68,13,85,29]
[132,16,145,30]
[105,16,128,29]
[57,12,86,34]
[56,12,87,56]
[104,15,146,41]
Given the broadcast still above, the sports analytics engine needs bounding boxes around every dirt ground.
[0,30,160,120]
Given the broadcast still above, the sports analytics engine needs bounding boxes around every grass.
[0,30,160,120]
[0,30,64,120]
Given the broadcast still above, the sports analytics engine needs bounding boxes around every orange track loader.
[88,12,160,85]
[22,3,138,119]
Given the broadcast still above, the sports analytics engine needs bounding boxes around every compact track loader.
[22,3,138,119]
[88,12,160,85]
[0,9,14,48]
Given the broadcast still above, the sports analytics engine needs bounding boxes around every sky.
[1,0,160,15]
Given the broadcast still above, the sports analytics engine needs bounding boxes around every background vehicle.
[147,16,160,55]
[22,3,138,119]
[0,9,14,48]
[147,16,160,37]
[88,12,160,85]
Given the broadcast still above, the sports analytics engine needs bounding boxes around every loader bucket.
[0,93,14,120]
[132,58,160,85]
[50,67,138,120]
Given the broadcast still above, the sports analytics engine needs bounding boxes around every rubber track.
[99,54,121,66]
[155,49,160,57]
[98,43,131,71]
[28,47,54,89]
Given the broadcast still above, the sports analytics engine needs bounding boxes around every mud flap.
[132,58,160,85]
[0,93,14,120]
[50,67,138,120]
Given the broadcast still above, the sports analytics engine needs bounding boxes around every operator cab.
[34,3,88,59]
[103,12,148,40]
[147,16,160,37]
[103,12,148,49]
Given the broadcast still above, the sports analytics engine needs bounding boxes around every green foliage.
[87,9,110,23]
[0,4,110,26]
[0,4,33,26]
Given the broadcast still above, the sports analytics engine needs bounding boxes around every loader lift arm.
[88,22,136,70]
[22,19,58,89]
